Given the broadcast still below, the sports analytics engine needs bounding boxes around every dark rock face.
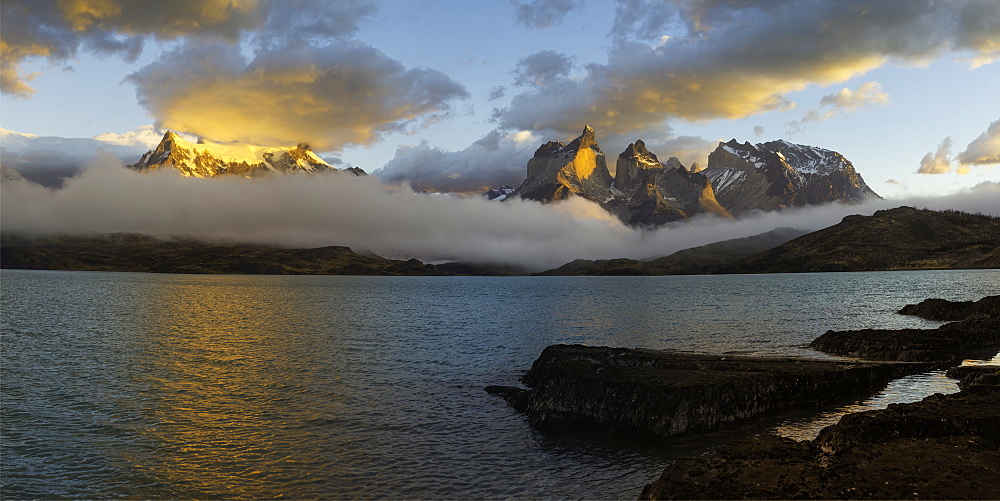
[640,384,1000,500]
[515,125,615,204]
[483,185,515,201]
[946,365,1000,389]
[510,129,884,227]
[512,127,730,227]
[701,139,880,215]
[487,344,931,441]
[898,295,1000,321]
[612,152,732,227]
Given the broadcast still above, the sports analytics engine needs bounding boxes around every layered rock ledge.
[808,317,1000,362]
[640,295,1000,499]
[639,369,1000,500]
[809,295,1000,362]
[898,294,999,321]
[487,345,932,441]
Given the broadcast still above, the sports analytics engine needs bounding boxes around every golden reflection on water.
[130,277,331,498]
[772,353,1000,442]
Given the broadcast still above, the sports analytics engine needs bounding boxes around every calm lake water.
[2,269,998,498]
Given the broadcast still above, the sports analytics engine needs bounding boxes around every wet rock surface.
[640,375,1000,500]
[808,318,1000,362]
[898,295,1000,321]
[809,296,1000,362]
[487,345,932,441]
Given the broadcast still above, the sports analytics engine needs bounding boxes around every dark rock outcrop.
[487,344,932,441]
[898,295,1000,321]
[810,295,1000,362]
[640,383,1000,500]
[946,365,1000,389]
[808,318,1000,362]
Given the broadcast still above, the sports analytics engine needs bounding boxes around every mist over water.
[3,158,998,270]
[3,269,998,498]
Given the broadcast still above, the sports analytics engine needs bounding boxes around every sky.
[2,0,999,194]
[1,0,999,268]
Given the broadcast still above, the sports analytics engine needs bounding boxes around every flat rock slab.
[898,294,1000,321]
[487,344,933,441]
[809,318,1000,362]
[641,381,1000,500]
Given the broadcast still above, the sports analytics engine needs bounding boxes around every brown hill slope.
[0,233,446,276]
[730,207,1000,273]
[538,227,808,276]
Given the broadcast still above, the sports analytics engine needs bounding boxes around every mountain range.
[128,131,366,177]
[505,126,880,227]
[122,125,880,228]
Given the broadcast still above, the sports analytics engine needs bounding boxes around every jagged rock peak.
[533,140,566,158]
[663,156,684,170]
[532,125,603,158]
[570,125,599,152]
[127,130,360,178]
[620,139,658,161]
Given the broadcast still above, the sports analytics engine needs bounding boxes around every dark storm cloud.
[1,0,377,97]
[497,0,1000,138]
[509,0,584,29]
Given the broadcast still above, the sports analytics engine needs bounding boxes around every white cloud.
[5,156,997,271]
[375,130,534,193]
[957,118,1000,166]
[918,118,1000,175]
[918,137,955,174]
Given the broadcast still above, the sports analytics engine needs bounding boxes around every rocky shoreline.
[487,295,999,499]
[640,367,999,500]
[486,346,933,441]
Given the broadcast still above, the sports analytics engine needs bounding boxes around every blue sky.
[2,0,999,198]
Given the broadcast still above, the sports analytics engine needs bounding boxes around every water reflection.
[772,354,999,441]
[131,277,339,498]
[4,269,1000,499]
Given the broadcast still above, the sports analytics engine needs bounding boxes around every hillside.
[538,227,808,276]
[730,207,1000,273]
[0,233,445,276]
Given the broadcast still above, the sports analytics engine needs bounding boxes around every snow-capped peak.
[129,130,340,178]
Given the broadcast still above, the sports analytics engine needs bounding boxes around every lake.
[2,269,998,498]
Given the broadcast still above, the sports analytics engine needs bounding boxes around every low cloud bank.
[3,158,998,271]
